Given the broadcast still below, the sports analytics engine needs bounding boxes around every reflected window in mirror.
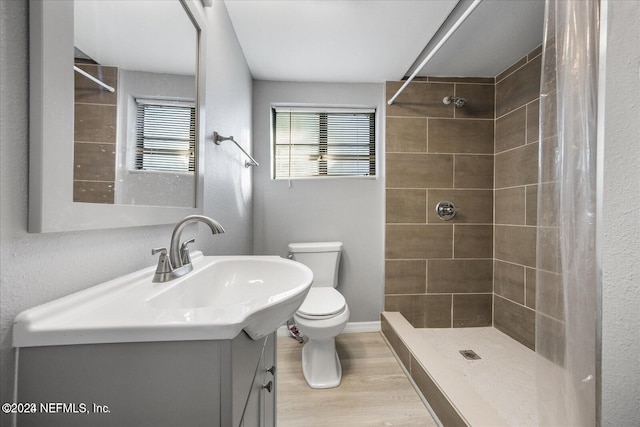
[134,99,196,173]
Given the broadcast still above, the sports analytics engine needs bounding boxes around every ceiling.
[224,0,545,83]
[413,0,546,78]
[74,1,197,76]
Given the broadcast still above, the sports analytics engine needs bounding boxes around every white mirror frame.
[28,0,206,233]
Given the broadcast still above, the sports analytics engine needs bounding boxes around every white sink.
[146,257,313,339]
[13,253,313,347]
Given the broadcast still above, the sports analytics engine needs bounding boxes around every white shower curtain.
[536,0,599,426]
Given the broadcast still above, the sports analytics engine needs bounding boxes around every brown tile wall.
[385,78,495,329]
[384,46,543,349]
[493,48,541,350]
[73,64,118,204]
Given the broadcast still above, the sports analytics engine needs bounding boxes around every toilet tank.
[288,242,343,288]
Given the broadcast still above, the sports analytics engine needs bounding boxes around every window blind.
[272,107,376,179]
[135,99,195,172]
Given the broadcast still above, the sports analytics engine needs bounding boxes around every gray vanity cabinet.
[228,331,276,427]
[15,332,277,427]
[235,332,276,427]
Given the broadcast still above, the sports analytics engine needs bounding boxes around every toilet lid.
[297,288,346,317]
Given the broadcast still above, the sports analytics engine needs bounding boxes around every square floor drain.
[459,349,481,360]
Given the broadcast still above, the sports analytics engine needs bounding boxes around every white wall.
[600,1,640,425]
[0,1,253,423]
[252,81,385,323]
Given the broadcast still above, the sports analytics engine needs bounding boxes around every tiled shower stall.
[384,46,542,350]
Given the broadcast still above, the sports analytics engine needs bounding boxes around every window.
[272,106,376,179]
[135,99,195,172]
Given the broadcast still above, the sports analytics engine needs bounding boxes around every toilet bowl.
[289,242,349,389]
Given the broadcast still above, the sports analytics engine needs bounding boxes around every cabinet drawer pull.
[262,381,273,393]
[266,365,276,376]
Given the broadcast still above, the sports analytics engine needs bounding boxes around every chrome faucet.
[152,215,225,283]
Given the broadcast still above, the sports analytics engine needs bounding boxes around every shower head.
[443,96,467,109]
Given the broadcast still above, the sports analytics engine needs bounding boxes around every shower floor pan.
[381,312,538,427]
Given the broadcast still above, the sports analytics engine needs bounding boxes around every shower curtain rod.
[73,66,115,93]
[387,0,482,105]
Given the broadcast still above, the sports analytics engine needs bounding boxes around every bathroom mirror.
[29,0,207,232]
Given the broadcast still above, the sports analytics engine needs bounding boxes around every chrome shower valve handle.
[436,201,457,221]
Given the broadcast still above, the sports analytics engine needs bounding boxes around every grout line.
[496,104,526,129]
[494,97,541,121]
[522,183,528,225]
[392,79,494,86]
[386,258,494,262]
[495,59,526,84]
[528,52,542,62]
[452,224,456,259]
[386,152,493,157]
[536,310,563,324]
[388,222,495,226]
[424,260,429,294]
[491,290,495,327]
[452,153,456,188]
[494,224,537,229]
[494,294,536,313]
[453,83,457,120]
[495,50,541,85]
[494,183,531,191]
[406,117,494,122]
[426,117,429,153]
[387,189,494,193]
[522,266,529,308]
[425,189,430,227]
[494,259,536,271]
[494,140,538,157]
[493,61,497,321]
[524,103,529,143]
[386,115,493,121]
[453,82,495,86]
[387,187,494,191]
[386,292,494,297]
[450,294,454,327]
[534,266,563,276]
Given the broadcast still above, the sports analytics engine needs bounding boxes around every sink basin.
[146,257,313,339]
[13,253,313,347]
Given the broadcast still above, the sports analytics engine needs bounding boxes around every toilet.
[289,241,350,389]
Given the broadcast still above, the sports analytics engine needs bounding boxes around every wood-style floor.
[277,332,438,426]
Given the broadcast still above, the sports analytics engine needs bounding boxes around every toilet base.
[301,337,342,389]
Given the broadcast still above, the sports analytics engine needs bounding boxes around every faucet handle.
[151,247,172,279]
[152,247,167,256]
[180,239,196,266]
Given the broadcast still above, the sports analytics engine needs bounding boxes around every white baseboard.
[343,321,381,334]
[277,320,380,338]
